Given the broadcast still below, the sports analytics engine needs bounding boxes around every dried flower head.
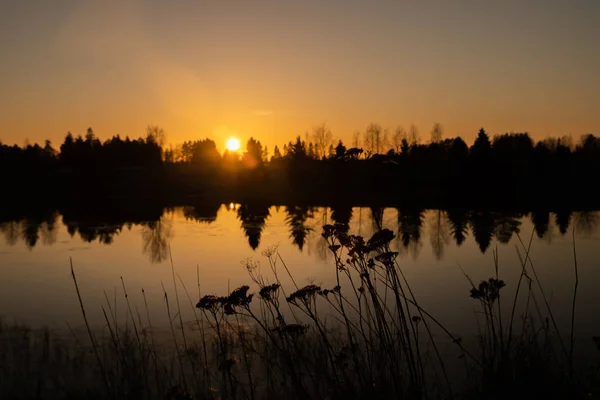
[287,284,321,304]
[259,283,281,300]
[469,278,506,303]
[228,285,253,306]
[375,251,399,265]
[367,229,395,250]
[196,295,227,310]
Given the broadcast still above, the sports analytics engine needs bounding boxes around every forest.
[1,123,600,208]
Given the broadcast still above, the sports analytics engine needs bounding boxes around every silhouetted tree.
[146,125,166,148]
[430,123,443,144]
[243,137,266,169]
[186,139,221,165]
[311,123,333,159]
[334,140,347,160]
[470,128,491,158]
[391,125,406,153]
[284,136,308,162]
[307,143,316,159]
[408,124,420,146]
[400,138,410,155]
[352,131,361,148]
[363,123,387,157]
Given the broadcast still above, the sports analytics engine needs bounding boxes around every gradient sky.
[1,0,598,151]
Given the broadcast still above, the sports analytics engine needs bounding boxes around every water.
[1,205,600,341]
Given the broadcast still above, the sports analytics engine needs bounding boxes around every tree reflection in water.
[555,210,572,236]
[428,210,451,260]
[0,206,599,262]
[493,212,522,244]
[0,221,21,246]
[447,209,469,246]
[285,205,314,251]
[574,211,598,237]
[531,211,550,239]
[397,208,424,260]
[141,215,173,264]
[237,203,270,250]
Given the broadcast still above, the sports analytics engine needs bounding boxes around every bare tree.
[409,124,420,145]
[311,123,333,159]
[560,134,574,150]
[430,122,443,144]
[363,123,387,156]
[391,125,407,153]
[146,125,167,148]
[352,131,361,148]
[542,137,559,152]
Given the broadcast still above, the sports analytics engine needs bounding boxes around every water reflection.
[469,211,495,253]
[447,209,469,246]
[555,210,572,235]
[330,204,353,226]
[1,205,599,261]
[493,212,522,244]
[141,216,173,263]
[370,206,385,231]
[285,206,314,251]
[237,202,270,250]
[428,210,451,260]
[0,221,20,246]
[182,202,220,224]
[397,208,425,260]
[574,211,599,238]
[531,211,550,238]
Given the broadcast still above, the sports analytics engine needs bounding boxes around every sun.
[226,137,241,151]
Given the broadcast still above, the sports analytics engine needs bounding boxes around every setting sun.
[226,137,241,151]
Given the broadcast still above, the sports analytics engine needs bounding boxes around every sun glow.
[226,137,241,151]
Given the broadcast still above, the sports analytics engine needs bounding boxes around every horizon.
[0,124,592,155]
[1,1,599,151]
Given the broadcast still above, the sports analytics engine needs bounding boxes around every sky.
[1,0,599,151]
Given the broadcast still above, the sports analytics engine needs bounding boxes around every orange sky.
[1,1,598,152]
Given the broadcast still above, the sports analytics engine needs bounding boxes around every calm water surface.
[1,205,600,340]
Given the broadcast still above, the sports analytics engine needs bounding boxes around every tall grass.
[0,223,596,399]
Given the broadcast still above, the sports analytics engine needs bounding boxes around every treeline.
[0,127,163,170]
[1,123,600,204]
[3,123,599,169]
